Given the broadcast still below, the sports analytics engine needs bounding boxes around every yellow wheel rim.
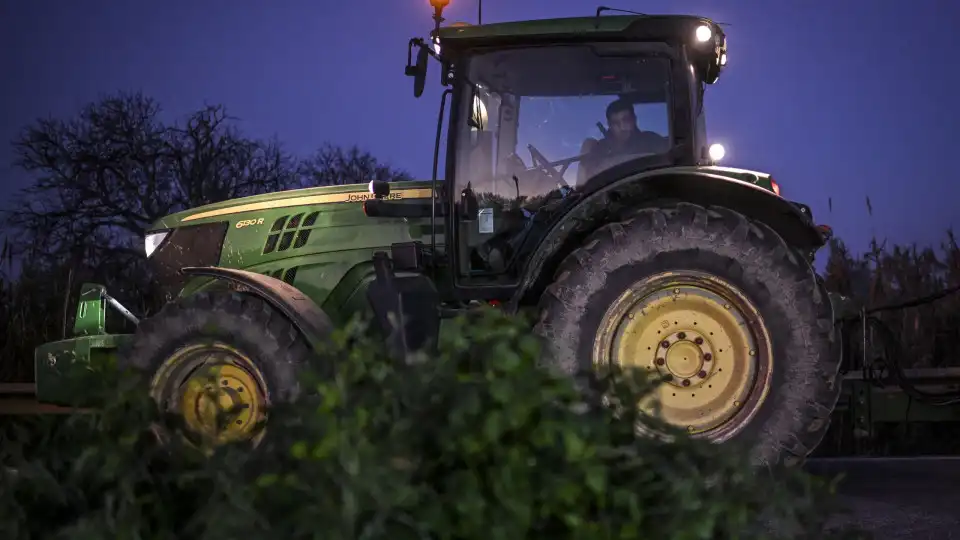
[150,342,269,449]
[592,271,773,442]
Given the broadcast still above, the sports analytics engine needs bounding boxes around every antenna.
[595,6,647,18]
[593,6,646,28]
[478,0,482,24]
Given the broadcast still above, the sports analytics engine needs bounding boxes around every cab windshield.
[454,42,674,208]
[451,42,675,279]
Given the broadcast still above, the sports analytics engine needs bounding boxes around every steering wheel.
[527,144,573,188]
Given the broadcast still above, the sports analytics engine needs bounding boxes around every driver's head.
[605,99,638,143]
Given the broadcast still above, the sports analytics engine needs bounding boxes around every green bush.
[0,309,865,540]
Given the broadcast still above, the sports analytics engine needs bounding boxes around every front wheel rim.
[150,341,269,449]
[592,270,774,442]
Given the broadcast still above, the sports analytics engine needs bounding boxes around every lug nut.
[677,332,686,339]
[698,370,708,378]
[694,337,704,345]
[681,379,691,387]
[655,357,665,366]
[661,340,670,349]
[704,353,712,361]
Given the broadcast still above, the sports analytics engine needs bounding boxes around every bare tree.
[166,104,298,206]
[299,142,413,186]
[1,92,299,270]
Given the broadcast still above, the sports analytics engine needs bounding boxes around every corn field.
[823,230,960,370]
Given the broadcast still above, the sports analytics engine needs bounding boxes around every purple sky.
[2,0,958,262]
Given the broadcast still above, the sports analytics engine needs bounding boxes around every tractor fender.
[509,168,826,308]
[180,266,333,352]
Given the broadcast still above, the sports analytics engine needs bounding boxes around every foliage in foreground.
[1,309,865,540]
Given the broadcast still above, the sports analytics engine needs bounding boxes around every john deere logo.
[346,192,403,202]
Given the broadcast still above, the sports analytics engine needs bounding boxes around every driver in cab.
[577,98,669,183]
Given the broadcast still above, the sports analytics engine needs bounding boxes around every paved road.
[805,457,960,539]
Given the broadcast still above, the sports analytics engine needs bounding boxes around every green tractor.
[32,3,840,466]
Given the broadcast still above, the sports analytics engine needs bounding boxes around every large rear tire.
[118,290,322,451]
[534,202,839,467]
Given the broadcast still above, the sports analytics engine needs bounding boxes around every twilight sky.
[1,0,958,261]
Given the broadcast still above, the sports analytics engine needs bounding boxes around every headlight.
[144,230,170,258]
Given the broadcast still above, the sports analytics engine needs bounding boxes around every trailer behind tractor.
[7,3,847,467]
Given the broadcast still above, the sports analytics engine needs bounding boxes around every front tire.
[119,291,320,450]
[534,202,840,467]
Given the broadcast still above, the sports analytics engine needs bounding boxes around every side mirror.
[460,185,478,221]
[405,45,430,98]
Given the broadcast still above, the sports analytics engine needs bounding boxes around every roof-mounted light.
[427,0,450,55]
[695,25,712,43]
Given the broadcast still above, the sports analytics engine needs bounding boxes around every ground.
[807,457,960,539]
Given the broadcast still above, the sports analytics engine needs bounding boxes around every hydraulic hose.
[836,283,960,407]
[857,314,960,406]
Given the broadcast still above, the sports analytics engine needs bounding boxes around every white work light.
[695,25,712,43]
[708,143,726,162]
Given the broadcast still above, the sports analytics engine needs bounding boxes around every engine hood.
[147,180,435,232]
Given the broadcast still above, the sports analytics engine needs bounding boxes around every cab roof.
[436,14,722,49]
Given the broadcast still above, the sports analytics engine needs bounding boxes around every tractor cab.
[453,42,678,278]
[369,6,730,291]
[445,27,720,285]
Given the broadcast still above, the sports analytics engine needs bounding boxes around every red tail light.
[770,179,781,197]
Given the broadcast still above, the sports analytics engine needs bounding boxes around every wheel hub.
[658,330,714,383]
[151,342,269,448]
[593,272,772,442]
[181,363,261,443]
